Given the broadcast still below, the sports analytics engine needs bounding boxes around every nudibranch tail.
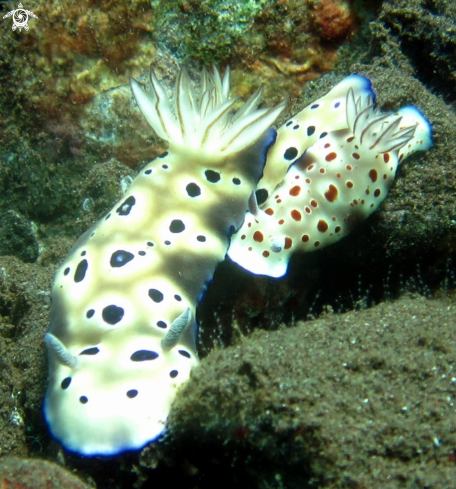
[131,66,285,154]
[45,66,284,456]
[228,75,432,278]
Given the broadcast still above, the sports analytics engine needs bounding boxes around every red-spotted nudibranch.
[228,75,432,278]
[43,67,285,456]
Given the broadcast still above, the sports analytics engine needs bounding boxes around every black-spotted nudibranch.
[43,67,285,456]
[228,75,432,277]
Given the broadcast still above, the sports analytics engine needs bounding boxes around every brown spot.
[346,165,353,170]
[336,173,341,178]
[353,199,358,205]
[305,178,311,183]
[346,181,353,188]
[289,186,301,196]
[317,220,328,232]
[295,175,300,179]
[284,237,293,249]
[335,226,341,233]
[365,189,370,195]
[278,219,285,225]
[361,199,365,204]
[302,235,309,242]
[383,153,390,163]
[253,231,264,242]
[383,174,388,180]
[277,199,282,203]
[347,136,355,142]
[291,210,302,221]
[248,247,252,251]
[307,164,314,171]
[241,235,246,240]
[324,184,338,202]
[319,168,326,174]
[369,169,378,182]
[352,153,360,160]
[275,194,279,198]
[324,143,331,148]
[248,222,252,227]
[311,200,318,207]
[370,203,375,208]
[305,207,311,214]
[265,208,274,215]
[314,241,320,247]
[331,216,336,221]
[325,152,337,162]
[374,189,381,197]
[262,251,270,258]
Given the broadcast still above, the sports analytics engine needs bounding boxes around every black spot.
[102,305,124,325]
[105,213,111,221]
[127,389,138,398]
[205,169,221,183]
[164,240,171,245]
[232,177,241,185]
[285,121,293,127]
[86,309,95,318]
[90,232,95,238]
[178,350,191,358]
[157,321,167,329]
[255,188,269,205]
[228,225,235,237]
[293,124,299,130]
[116,196,136,216]
[284,147,298,160]
[145,169,152,175]
[334,101,340,108]
[170,370,178,378]
[61,377,71,389]
[174,294,182,302]
[131,350,159,361]
[307,125,316,136]
[170,219,185,233]
[159,151,169,158]
[110,250,134,268]
[79,396,88,404]
[186,183,201,197]
[138,251,146,256]
[80,347,99,355]
[162,164,169,169]
[320,132,328,139]
[147,241,154,247]
[74,259,88,283]
[197,235,206,242]
[81,251,86,256]
[311,104,319,109]
[64,267,70,276]
[149,289,164,303]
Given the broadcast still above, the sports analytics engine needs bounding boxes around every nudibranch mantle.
[228,75,432,278]
[44,67,285,456]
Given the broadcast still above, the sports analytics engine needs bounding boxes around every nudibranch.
[44,67,285,456]
[228,75,432,277]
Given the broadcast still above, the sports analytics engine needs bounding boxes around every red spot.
[374,189,381,197]
[319,168,326,174]
[277,199,282,203]
[324,143,331,148]
[305,207,311,213]
[383,153,390,163]
[291,210,302,221]
[262,251,270,257]
[317,220,328,232]
[305,178,311,183]
[284,237,292,249]
[278,219,285,225]
[307,164,314,171]
[325,152,337,162]
[335,225,341,233]
[314,241,320,247]
[265,208,274,215]
[241,235,246,240]
[289,186,301,196]
[336,173,341,178]
[311,200,318,207]
[347,136,354,142]
[275,194,279,198]
[324,184,338,202]
[295,175,300,179]
[346,181,353,188]
[346,165,352,170]
[302,234,309,242]
[253,231,264,242]
[369,169,378,182]
[352,153,360,160]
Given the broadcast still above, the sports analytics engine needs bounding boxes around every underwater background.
[0,0,455,487]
